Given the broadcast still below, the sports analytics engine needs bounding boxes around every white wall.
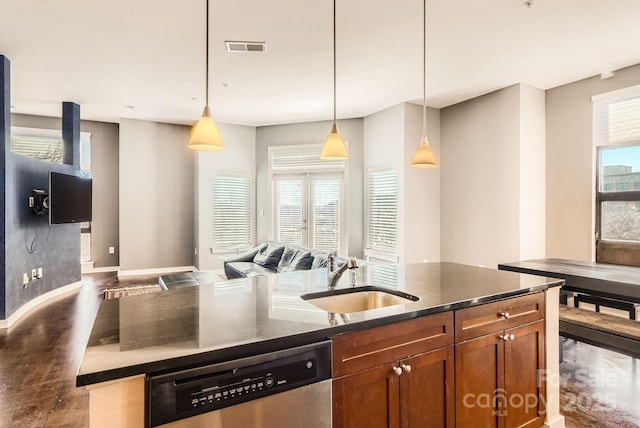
[364,104,407,261]
[195,123,256,270]
[255,119,364,257]
[403,103,441,263]
[441,85,522,268]
[545,63,640,260]
[519,85,546,261]
[363,102,441,264]
[119,119,195,272]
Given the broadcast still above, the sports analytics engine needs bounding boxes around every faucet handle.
[327,252,336,272]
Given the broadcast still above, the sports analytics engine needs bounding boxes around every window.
[11,127,91,166]
[596,145,640,242]
[593,88,640,265]
[269,145,346,253]
[212,174,252,251]
[366,169,398,257]
[11,127,93,261]
[80,137,92,262]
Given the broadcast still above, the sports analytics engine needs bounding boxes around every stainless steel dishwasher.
[148,341,332,427]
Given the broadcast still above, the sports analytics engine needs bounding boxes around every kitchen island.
[77,262,565,428]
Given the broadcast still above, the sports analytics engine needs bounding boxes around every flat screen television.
[48,171,92,225]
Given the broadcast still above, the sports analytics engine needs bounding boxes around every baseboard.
[0,281,83,330]
[117,266,196,278]
[544,414,566,428]
[83,265,120,274]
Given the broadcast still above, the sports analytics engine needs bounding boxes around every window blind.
[212,175,252,250]
[311,178,341,252]
[11,134,63,162]
[367,169,398,254]
[594,91,640,146]
[273,177,304,245]
[80,136,91,176]
[270,144,345,172]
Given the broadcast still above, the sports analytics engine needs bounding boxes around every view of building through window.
[600,145,640,242]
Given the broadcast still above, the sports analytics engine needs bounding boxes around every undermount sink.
[301,286,419,314]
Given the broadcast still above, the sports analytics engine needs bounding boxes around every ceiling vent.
[225,41,266,53]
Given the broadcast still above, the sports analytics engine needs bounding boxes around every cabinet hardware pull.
[401,364,412,373]
[393,366,403,376]
[499,312,511,319]
[500,334,515,341]
[509,334,515,340]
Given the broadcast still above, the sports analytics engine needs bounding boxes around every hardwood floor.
[0,273,157,427]
[560,339,640,428]
[0,272,638,427]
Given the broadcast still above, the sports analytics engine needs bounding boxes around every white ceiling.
[1,0,640,127]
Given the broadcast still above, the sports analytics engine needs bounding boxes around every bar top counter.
[77,262,563,387]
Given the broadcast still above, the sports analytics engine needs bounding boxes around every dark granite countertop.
[76,262,563,387]
[499,258,640,303]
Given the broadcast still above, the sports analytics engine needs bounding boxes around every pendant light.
[320,0,349,160]
[188,0,224,151]
[410,0,436,168]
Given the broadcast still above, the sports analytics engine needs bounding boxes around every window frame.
[595,141,640,241]
[593,86,640,265]
[267,144,347,254]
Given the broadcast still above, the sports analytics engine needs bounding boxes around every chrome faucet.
[327,253,349,288]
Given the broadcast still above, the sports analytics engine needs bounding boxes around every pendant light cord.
[205,0,210,108]
[422,0,426,138]
[333,0,337,125]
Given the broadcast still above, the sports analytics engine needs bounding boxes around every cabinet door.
[333,362,400,428]
[455,333,505,428]
[400,346,455,428]
[504,320,545,428]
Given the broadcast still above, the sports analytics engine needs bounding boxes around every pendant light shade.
[188,0,224,151]
[321,0,348,160]
[411,135,436,167]
[411,0,436,168]
[188,106,224,151]
[321,123,348,159]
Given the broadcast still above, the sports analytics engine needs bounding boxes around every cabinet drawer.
[332,312,454,378]
[455,293,545,342]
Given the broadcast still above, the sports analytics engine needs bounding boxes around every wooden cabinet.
[454,293,546,428]
[332,312,455,428]
[331,292,547,428]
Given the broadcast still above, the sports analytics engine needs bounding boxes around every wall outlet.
[37,267,43,278]
[108,247,115,254]
[31,269,37,280]
[28,196,35,208]
[23,273,29,287]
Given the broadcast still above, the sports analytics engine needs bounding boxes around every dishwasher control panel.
[148,341,332,427]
